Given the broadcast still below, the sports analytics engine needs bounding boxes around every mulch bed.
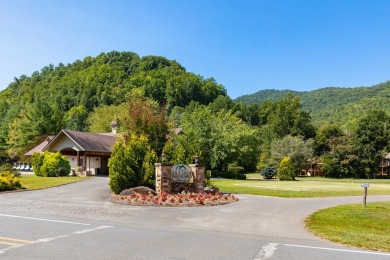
[111,191,238,207]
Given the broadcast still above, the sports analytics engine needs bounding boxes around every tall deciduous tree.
[314,124,343,156]
[354,110,390,175]
[166,106,260,172]
[260,93,316,139]
[87,103,128,133]
[270,135,314,172]
[64,105,89,131]
[323,133,360,178]
[121,95,169,156]
[166,74,202,110]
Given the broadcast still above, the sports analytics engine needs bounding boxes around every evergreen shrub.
[260,166,276,179]
[31,152,46,176]
[32,152,70,177]
[277,157,296,181]
[0,171,22,191]
[108,135,155,194]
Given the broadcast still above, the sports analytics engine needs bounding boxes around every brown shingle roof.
[25,136,55,156]
[40,130,117,154]
[61,130,117,153]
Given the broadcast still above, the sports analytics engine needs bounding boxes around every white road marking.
[284,243,390,256]
[253,243,279,260]
[0,225,113,254]
[0,213,90,226]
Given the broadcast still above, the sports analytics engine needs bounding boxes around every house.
[379,153,390,178]
[299,161,325,177]
[25,129,117,175]
[24,121,177,176]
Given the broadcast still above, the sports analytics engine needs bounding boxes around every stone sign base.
[155,163,205,196]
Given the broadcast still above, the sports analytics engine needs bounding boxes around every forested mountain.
[1,51,389,179]
[235,82,390,127]
[0,51,226,156]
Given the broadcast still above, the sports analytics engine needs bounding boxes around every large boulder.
[119,186,157,196]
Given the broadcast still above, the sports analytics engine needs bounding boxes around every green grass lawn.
[305,202,390,252]
[212,176,390,197]
[19,174,88,190]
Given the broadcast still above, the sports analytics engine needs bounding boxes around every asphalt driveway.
[0,177,389,260]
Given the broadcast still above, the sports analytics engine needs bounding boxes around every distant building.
[24,121,179,176]
[379,153,390,178]
[25,126,118,175]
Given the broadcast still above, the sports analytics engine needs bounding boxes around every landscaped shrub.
[205,170,213,186]
[277,157,296,181]
[0,163,21,176]
[108,135,156,194]
[209,169,246,180]
[227,163,246,180]
[0,171,22,191]
[207,164,246,180]
[260,166,276,179]
[39,152,71,177]
[142,149,158,189]
[31,152,47,176]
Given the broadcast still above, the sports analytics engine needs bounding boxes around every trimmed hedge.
[32,152,71,177]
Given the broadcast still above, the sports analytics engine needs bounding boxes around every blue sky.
[1,0,390,98]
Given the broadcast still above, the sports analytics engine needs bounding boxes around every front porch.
[60,148,110,176]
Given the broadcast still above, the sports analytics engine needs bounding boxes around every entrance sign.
[171,164,193,183]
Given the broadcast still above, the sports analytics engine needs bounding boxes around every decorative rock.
[119,186,157,196]
[204,185,219,195]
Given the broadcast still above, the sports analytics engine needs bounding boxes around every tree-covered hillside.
[235,82,390,127]
[0,51,226,156]
[1,51,389,180]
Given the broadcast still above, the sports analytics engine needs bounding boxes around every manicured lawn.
[212,176,390,197]
[305,202,390,252]
[19,174,88,190]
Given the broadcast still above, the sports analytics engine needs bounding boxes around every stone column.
[189,164,205,193]
[155,163,172,195]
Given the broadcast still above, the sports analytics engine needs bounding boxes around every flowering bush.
[111,191,238,207]
[0,171,22,191]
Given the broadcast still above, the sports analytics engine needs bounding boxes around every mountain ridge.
[235,81,390,127]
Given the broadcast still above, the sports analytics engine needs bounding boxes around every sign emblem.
[171,164,193,183]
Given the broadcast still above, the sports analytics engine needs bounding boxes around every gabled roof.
[43,129,117,153]
[25,136,55,156]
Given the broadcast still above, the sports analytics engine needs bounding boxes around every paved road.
[0,177,389,260]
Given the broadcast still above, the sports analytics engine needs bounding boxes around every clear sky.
[1,0,390,98]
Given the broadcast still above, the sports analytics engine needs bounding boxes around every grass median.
[305,202,390,252]
[212,176,390,197]
[19,174,88,190]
